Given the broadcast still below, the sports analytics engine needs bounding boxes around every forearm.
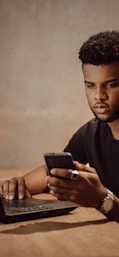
[24,165,48,195]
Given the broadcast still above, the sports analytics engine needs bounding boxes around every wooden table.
[0,169,119,257]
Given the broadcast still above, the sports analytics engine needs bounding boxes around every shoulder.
[75,118,99,137]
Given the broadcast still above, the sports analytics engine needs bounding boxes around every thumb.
[73,161,96,174]
[73,161,85,170]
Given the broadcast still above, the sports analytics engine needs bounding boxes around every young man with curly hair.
[1,31,119,222]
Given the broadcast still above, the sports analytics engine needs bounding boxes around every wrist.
[96,188,114,214]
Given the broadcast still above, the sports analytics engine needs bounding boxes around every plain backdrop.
[0,0,118,169]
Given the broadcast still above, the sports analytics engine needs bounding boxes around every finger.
[8,178,18,200]
[47,175,78,190]
[49,186,75,202]
[17,177,26,199]
[2,180,9,199]
[50,168,81,182]
[49,185,67,200]
[17,177,31,199]
[2,180,13,199]
[50,168,78,180]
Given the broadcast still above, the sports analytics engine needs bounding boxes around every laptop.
[0,197,77,223]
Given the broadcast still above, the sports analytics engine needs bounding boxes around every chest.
[98,126,119,165]
[96,126,119,194]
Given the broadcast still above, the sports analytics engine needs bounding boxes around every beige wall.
[0,0,118,169]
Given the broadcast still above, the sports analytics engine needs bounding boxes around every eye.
[105,82,119,88]
[85,83,95,88]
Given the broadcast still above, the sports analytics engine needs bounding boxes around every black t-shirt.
[64,118,119,197]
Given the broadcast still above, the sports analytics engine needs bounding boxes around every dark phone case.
[44,152,75,174]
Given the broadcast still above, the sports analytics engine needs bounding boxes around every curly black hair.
[79,31,119,65]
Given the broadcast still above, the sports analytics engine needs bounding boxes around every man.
[0,30,119,222]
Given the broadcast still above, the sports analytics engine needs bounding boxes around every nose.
[94,86,108,101]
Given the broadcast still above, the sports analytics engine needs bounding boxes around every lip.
[95,107,109,114]
[94,104,110,114]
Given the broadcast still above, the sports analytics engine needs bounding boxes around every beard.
[90,106,119,123]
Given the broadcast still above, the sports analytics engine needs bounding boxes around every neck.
[108,119,119,140]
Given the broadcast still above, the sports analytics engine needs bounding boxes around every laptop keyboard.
[2,198,53,215]
[5,204,49,213]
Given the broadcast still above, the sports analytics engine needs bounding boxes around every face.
[82,62,119,122]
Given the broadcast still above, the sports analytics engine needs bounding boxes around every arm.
[46,161,119,222]
[0,165,48,200]
[24,165,48,194]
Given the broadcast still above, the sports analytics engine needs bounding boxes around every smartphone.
[44,152,75,174]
